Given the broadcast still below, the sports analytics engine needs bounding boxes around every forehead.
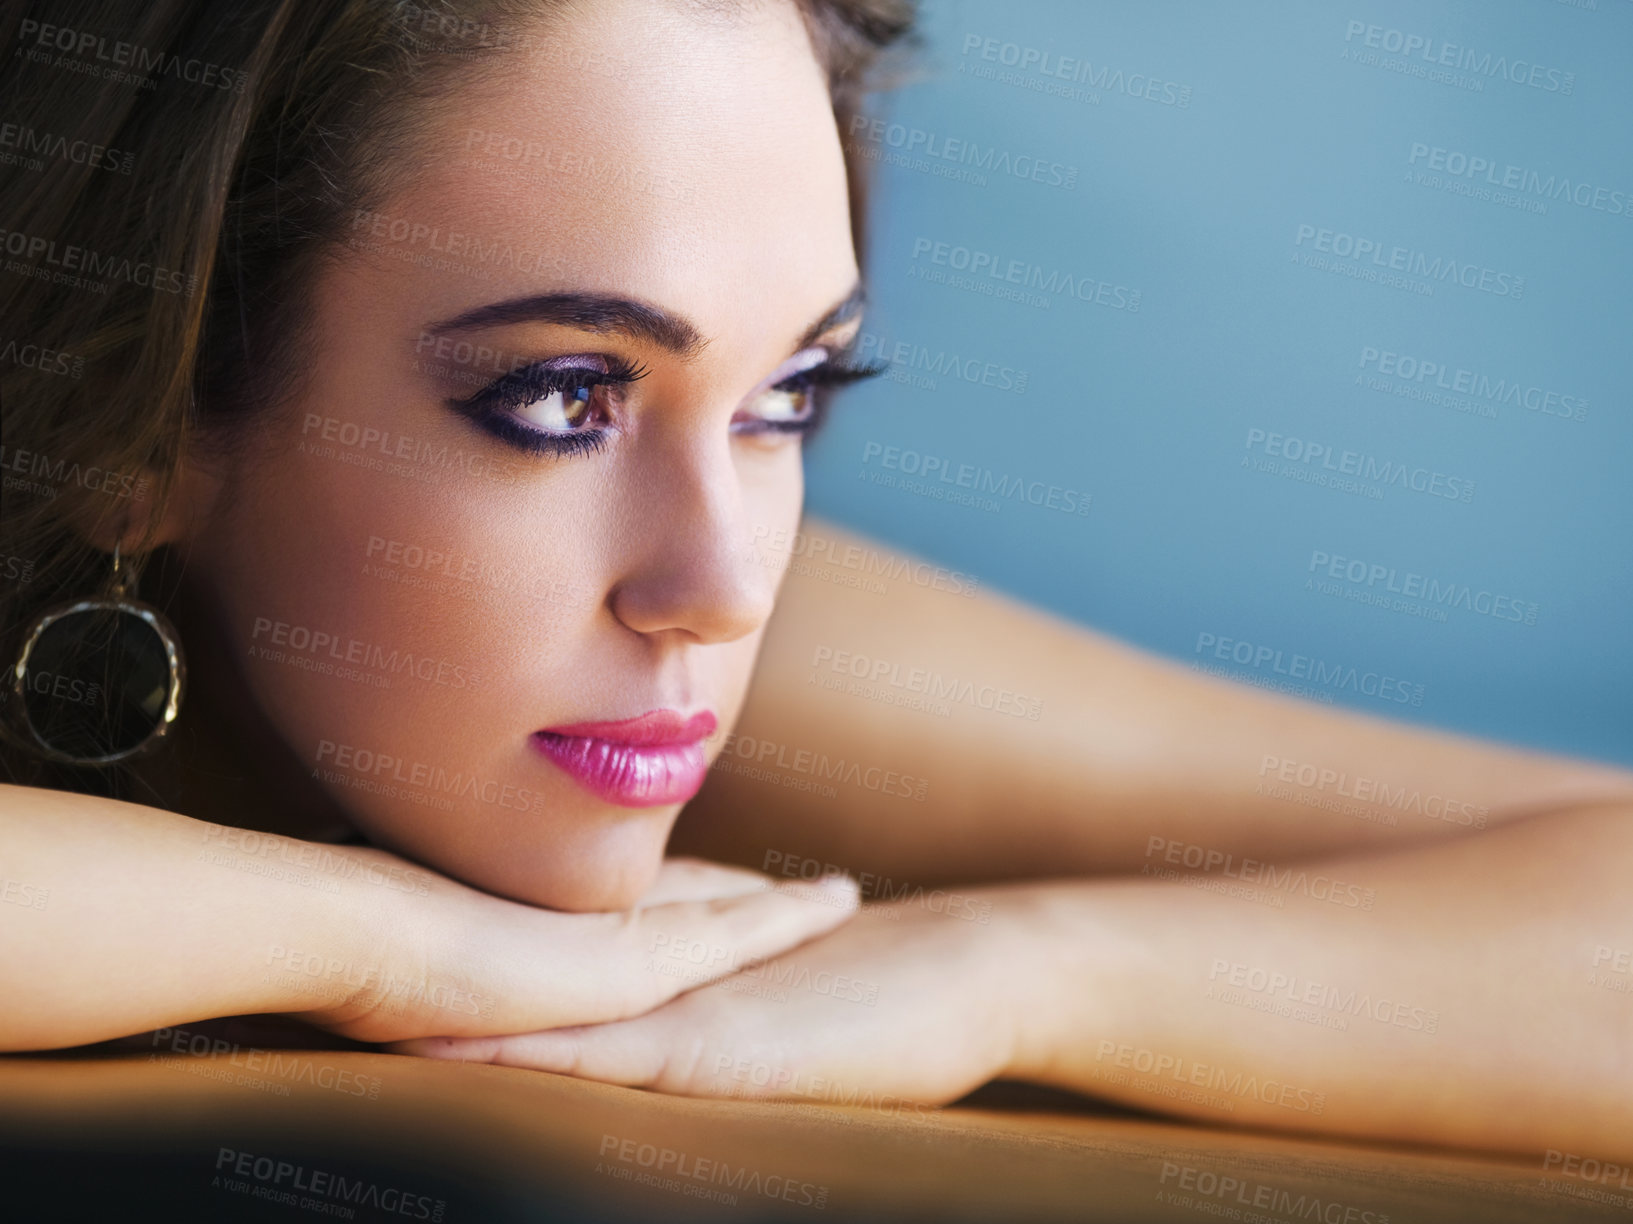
[359,0,857,348]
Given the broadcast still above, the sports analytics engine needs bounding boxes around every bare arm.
[1011,800,1633,1154]
[0,783,390,1049]
[675,515,1633,883]
[462,797,1633,1156]
[0,783,857,1051]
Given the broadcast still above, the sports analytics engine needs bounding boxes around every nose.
[606,428,787,645]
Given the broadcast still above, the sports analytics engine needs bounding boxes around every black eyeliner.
[755,355,889,436]
[781,356,890,390]
[443,350,884,456]
[445,355,645,457]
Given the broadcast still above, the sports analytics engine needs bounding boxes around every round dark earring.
[5,543,186,766]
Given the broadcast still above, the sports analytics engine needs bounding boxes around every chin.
[511,851,666,913]
[415,808,677,913]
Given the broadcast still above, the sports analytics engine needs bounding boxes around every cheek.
[695,442,801,738]
[197,423,593,787]
[739,438,807,553]
[744,444,806,611]
[195,443,676,907]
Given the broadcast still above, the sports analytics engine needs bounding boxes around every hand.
[288,851,861,1045]
[392,884,1046,1108]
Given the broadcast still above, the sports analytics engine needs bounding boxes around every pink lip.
[529,709,717,807]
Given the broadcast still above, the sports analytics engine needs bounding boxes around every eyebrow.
[423,280,866,361]
[793,281,866,351]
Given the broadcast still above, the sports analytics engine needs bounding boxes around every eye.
[734,349,888,436]
[750,380,818,429]
[447,355,646,457]
[511,372,603,431]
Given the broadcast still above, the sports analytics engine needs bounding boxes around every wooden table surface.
[0,1047,1622,1222]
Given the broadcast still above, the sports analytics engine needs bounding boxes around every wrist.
[239,836,433,1022]
[995,880,1133,1086]
[285,842,510,1039]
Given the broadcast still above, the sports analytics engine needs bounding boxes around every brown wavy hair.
[0,0,916,795]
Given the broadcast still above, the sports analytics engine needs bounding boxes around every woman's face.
[178,0,861,910]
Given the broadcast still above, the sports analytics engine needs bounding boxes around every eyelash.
[446,356,647,459]
[446,353,888,458]
[745,356,889,438]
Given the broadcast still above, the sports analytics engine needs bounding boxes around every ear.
[71,454,224,557]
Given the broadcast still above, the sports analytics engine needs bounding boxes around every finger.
[454,873,861,1038]
[606,874,859,1011]
[395,1020,675,1089]
[636,856,778,906]
[389,1034,507,1063]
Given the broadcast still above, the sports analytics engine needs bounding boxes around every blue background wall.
[804,0,1632,766]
